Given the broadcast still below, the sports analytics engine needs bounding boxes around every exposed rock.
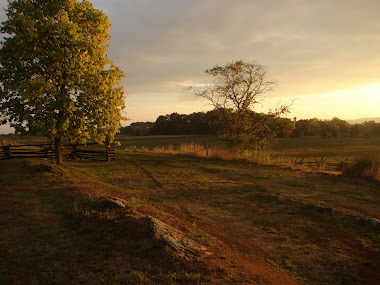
[267,193,378,230]
[105,197,127,208]
[349,214,366,224]
[325,207,335,213]
[311,204,322,211]
[286,198,297,202]
[268,193,279,199]
[268,194,296,202]
[368,218,380,229]
[146,216,206,259]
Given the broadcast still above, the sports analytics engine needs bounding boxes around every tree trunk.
[54,136,63,164]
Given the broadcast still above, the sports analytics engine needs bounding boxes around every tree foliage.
[0,0,125,163]
[150,111,218,135]
[291,117,353,138]
[120,110,295,138]
[187,60,289,151]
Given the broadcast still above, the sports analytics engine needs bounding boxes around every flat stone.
[146,216,206,259]
[325,207,335,213]
[368,218,380,228]
[349,214,366,223]
[105,197,127,208]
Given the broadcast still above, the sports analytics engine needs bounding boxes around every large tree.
[188,60,289,151]
[0,0,125,163]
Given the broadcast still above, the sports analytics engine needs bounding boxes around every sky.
[0,0,379,133]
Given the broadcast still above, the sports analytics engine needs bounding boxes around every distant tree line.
[291,118,380,138]
[291,117,349,138]
[120,111,217,136]
[347,121,380,137]
[120,110,295,139]
[120,113,380,139]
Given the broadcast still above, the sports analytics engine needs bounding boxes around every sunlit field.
[1,135,379,284]
[114,135,380,177]
[115,135,380,160]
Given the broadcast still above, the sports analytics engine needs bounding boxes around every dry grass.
[0,159,217,284]
[2,136,380,284]
[0,135,49,146]
[125,140,380,181]
[0,137,19,146]
[65,150,380,284]
[128,143,287,166]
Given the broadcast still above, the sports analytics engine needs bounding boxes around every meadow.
[0,135,379,284]
[116,135,380,172]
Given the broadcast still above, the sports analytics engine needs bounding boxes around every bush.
[342,156,380,180]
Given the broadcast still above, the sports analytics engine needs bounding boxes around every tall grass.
[125,143,380,181]
[126,143,286,166]
[0,135,49,146]
[0,137,18,146]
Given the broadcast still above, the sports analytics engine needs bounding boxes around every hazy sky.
[1,0,379,133]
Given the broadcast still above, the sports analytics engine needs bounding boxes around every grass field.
[115,135,380,159]
[115,135,380,174]
[273,137,380,160]
[1,135,379,284]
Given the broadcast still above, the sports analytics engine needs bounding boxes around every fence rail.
[290,157,350,171]
[1,141,114,161]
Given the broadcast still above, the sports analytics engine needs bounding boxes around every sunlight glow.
[167,81,207,87]
[269,83,380,120]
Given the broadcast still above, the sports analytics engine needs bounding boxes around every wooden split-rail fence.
[0,141,114,161]
[290,157,350,172]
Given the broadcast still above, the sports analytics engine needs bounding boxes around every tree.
[187,60,289,151]
[0,0,125,164]
[331,117,350,135]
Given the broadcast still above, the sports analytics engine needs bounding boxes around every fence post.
[44,142,54,159]
[106,137,111,161]
[4,144,11,159]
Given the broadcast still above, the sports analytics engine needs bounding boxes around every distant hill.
[347,117,380,124]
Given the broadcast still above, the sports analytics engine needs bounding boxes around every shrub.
[342,156,380,180]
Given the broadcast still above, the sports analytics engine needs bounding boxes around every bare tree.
[187,60,290,151]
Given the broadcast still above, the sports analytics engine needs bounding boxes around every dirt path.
[64,171,299,284]
[163,201,300,284]
[57,153,380,284]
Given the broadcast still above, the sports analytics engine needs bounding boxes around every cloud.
[92,0,379,99]
[1,0,379,124]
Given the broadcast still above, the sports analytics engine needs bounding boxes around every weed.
[127,270,149,283]
[127,197,145,209]
[66,197,120,226]
[189,233,214,246]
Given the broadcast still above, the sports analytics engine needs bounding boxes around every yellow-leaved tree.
[0,0,126,164]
